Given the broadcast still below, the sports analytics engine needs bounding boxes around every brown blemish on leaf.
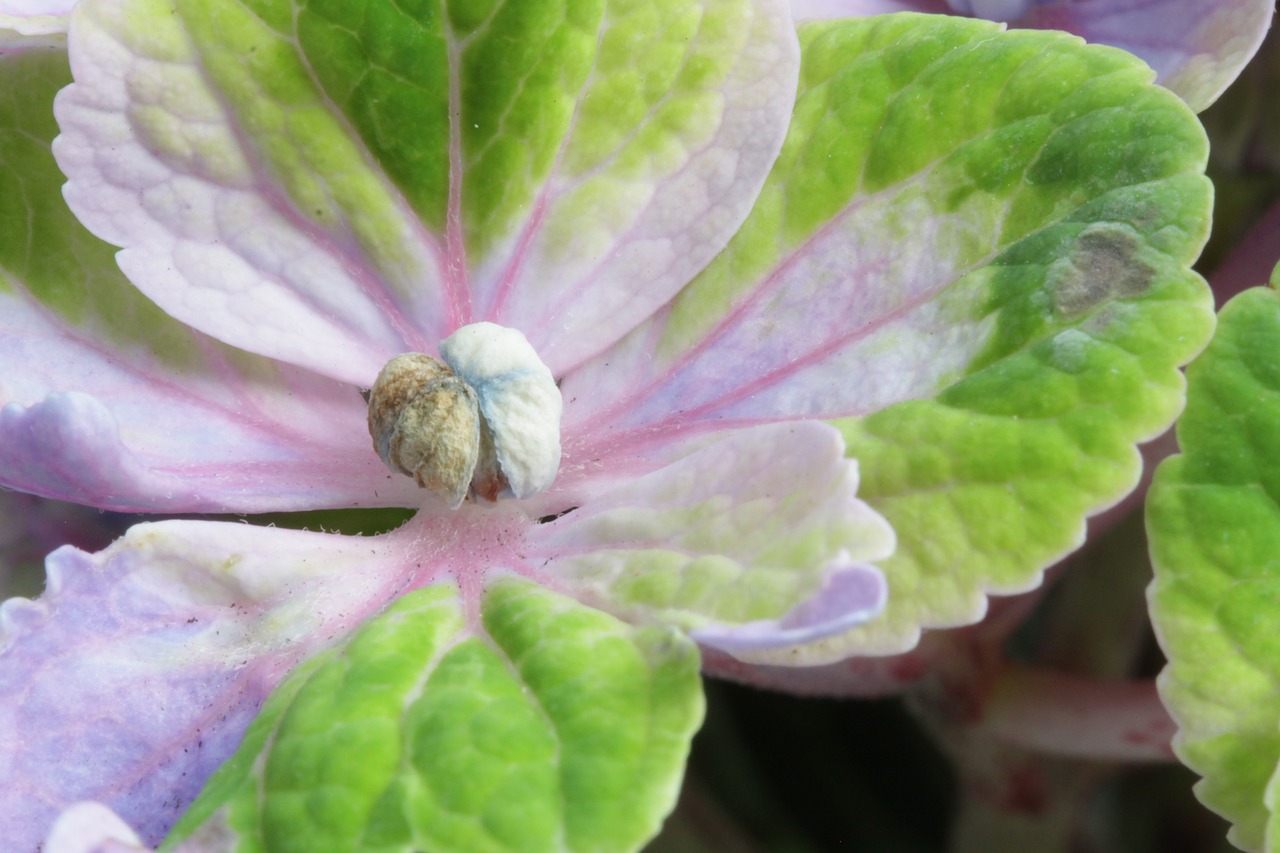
[1051,224,1156,317]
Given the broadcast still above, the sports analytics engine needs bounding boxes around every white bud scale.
[366,323,563,508]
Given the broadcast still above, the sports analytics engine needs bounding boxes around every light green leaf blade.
[578,14,1214,668]
[163,579,704,853]
[1149,287,1280,853]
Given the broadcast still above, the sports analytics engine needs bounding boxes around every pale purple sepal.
[0,520,416,848]
[0,384,420,514]
[1014,0,1276,111]
[0,301,425,513]
[0,0,74,15]
[44,803,148,853]
[796,0,1275,112]
[1,392,202,510]
[791,0,951,15]
[0,0,72,47]
[946,0,1030,20]
[690,556,887,653]
[0,548,264,848]
[532,421,896,663]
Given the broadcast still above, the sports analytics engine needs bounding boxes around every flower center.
[366,322,562,508]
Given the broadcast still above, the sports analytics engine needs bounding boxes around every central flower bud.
[366,323,562,509]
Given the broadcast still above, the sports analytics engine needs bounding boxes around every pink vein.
[443,11,471,328]
[487,193,549,323]
[484,12,609,323]
[564,184,925,442]
[203,2,435,353]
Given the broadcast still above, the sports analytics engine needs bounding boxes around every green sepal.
[724,15,1216,658]
[164,579,704,853]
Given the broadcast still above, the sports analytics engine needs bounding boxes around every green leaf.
[1149,287,1280,852]
[163,579,704,853]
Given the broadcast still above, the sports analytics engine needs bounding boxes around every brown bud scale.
[366,353,481,509]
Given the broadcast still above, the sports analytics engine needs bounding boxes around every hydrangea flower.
[0,0,1219,849]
